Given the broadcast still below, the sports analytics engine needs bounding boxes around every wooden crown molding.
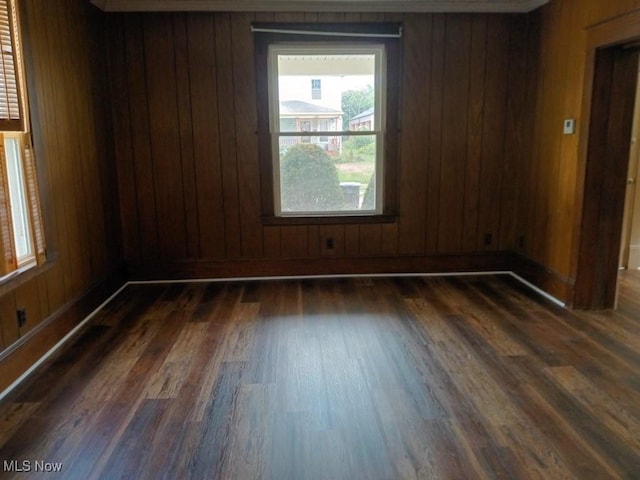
[90,0,549,13]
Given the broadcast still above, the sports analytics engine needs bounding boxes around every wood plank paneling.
[214,13,242,259]
[108,15,140,263]
[345,224,360,256]
[18,0,640,403]
[519,0,640,304]
[425,14,445,254]
[186,13,225,260]
[477,15,509,252]
[438,15,471,253]
[173,14,200,259]
[320,225,345,257]
[0,294,17,350]
[25,0,65,309]
[587,0,640,26]
[40,0,81,300]
[263,225,281,258]
[4,0,640,392]
[125,15,159,263]
[307,225,320,257]
[359,224,382,256]
[499,14,534,251]
[231,13,263,259]
[0,0,124,383]
[280,226,307,259]
[463,15,487,253]
[143,14,187,259]
[15,278,42,337]
[398,14,430,255]
[542,0,571,273]
[59,0,98,283]
[109,11,533,279]
[552,1,587,275]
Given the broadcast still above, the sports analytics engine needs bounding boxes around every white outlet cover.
[563,119,575,135]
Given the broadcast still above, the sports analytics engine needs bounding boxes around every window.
[254,23,401,222]
[0,0,45,277]
[311,78,321,99]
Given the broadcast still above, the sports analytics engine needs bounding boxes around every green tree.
[341,85,374,130]
[280,144,344,212]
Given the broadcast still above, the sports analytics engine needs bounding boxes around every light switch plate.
[563,118,575,135]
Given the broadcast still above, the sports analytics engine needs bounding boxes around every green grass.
[335,162,374,185]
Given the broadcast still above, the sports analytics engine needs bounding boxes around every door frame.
[572,11,640,309]
[619,71,640,270]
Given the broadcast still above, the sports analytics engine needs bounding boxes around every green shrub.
[280,143,344,212]
[340,136,376,163]
[350,135,375,149]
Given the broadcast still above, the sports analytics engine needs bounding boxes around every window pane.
[278,135,377,213]
[4,136,32,260]
[269,44,385,217]
[276,53,376,132]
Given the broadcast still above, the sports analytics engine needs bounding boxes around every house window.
[0,0,45,277]
[300,119,311,143]
[311,78,321,99]
[254,24,400,221]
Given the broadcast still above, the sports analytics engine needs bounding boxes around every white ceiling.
[91,0,550,13]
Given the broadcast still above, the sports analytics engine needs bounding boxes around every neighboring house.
[279,100,343,153]
[349,107,374,131]
[277,75,348,111]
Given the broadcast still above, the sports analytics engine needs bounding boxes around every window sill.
[0,254,55,297]
[262,214,396,226]
[0,261,37,284]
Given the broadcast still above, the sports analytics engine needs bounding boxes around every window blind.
[251,23,402,39]
[0,0,21,131]
[23,138,45,264]
[0,0,46,275]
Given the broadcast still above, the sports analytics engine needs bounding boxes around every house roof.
[280,100,343,116]
[350,107,374,121]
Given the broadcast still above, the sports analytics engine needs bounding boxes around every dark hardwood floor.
[1,272,639,479]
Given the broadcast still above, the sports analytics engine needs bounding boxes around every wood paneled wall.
[4,0,637,390]
[108,11,534,278]
[0,0,123,384]
[519,0,640,298]
[586,0,640,26]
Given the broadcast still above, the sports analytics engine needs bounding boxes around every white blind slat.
[0,0,21,129]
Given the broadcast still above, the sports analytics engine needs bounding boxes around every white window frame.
[268,43,386,217]
[0,0,45,281]
[3,132,33,266]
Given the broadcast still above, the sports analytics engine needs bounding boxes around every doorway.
[619,62,640,271]
[573,46,639,309]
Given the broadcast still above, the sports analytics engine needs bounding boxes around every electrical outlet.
[484,233,492,246]
[16,307,26,328]
[325,237,334,249]
[519,235,525,248]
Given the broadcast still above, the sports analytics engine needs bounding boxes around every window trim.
[254,23,401,225]
[3,132,32,265]
[0,0,45,279]
[269,42,385,217]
